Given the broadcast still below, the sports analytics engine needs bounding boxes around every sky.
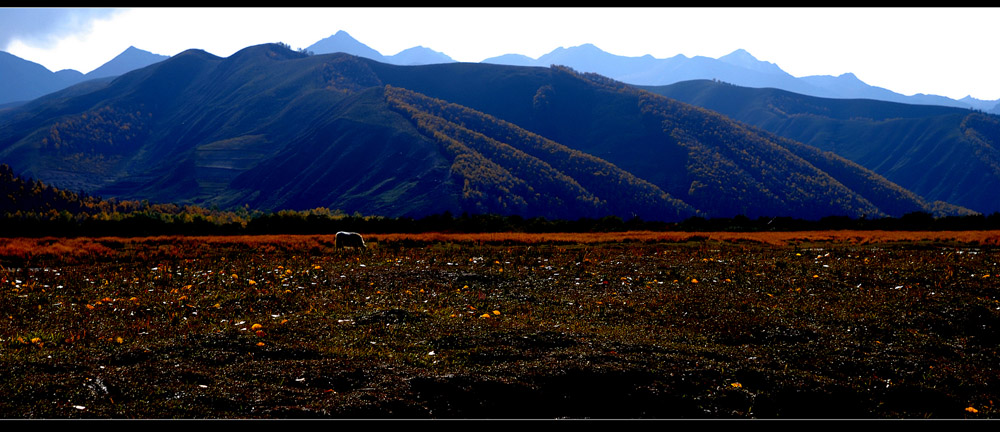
[2,7,999,101]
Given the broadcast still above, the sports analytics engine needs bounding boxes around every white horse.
[335,231,366,249]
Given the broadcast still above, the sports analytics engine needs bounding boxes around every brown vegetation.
[367,230,1000,246]
[2,230,999,265]
[2,231,998,418]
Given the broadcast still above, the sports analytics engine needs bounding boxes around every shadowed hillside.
[643,80,1000,214]
[367,62,956,218]
[384,85,698,221]
[0,44,973,221]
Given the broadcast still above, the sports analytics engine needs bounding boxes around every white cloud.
[0,8,119,48]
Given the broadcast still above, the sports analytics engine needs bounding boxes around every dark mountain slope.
[0,49,229,194]
[366,60,554,129]
[105,48,464,217]
[221,86,461,217]
[366,62,948,219]
[384,85,698,221]
[0,48,532,218]
[643,80,1000,214]
[0,51,84,106]
[0,44,967,220]
[0,47,168,107]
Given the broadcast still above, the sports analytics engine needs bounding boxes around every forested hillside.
[0,163,251,236]
[0,44,978,222]
[384,85,697,221]
[372,63,953,219]
[643,80,1000,214]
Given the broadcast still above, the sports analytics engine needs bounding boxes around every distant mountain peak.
[479,52,536,66]
[837,72,862,82]
[387,46,454,65]
[549,43,602,54]
[120,46,163,56]
[718,48,785,76]
[84,45,168,79]
[327,30,367,46]
[306,31,384,60]
[720,48,756,61]
[564,43,608,55]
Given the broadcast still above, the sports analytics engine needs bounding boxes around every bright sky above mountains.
[2,7,998,101]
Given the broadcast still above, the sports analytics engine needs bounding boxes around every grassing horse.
[335,231,366,249]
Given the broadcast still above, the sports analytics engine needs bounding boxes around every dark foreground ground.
[1,232,998,419]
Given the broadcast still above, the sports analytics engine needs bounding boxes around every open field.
[2,231,999,419]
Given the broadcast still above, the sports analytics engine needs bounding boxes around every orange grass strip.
[366,230,1000,246]
[2,230,999,264]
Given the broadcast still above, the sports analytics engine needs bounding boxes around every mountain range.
[0,42,989,222]
[642,80,1000,215]
[308,30,1000,113]
[0,46,169,107]
[306,30,456,66]
[481,45,1000,114]
[2,30,997,113]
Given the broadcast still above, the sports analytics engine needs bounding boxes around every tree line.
[4,208,1000,238]
[3,163,1000,238]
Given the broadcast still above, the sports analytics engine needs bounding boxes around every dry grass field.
[2,231,998,418]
